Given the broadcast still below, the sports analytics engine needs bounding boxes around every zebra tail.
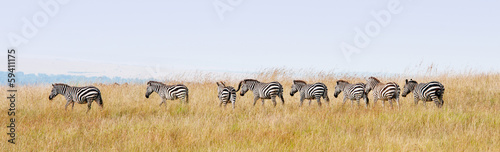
[97,94,104,107]
[364,92,369,104]
[323,88,330,101]
[435,88,444,98]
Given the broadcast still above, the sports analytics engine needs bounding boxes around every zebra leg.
[431,96,441,108]
[271,96,277,107]
[64,100,72,110]
[388,99,394,109]
[342,97,347,106]
[373,98,379,108]
[219,100,223,107]
[316,97,322,107]
[159,98,166,107]
[262,99,265,106]
[299,96,305,107]
[232,101,235,109]
[253,96,259,106]
[86,100,92,113]
[356,99,361,106]
[71,101,75,110]
[414,97,419,106]
[308,99,312,106]
[396,97,400,108]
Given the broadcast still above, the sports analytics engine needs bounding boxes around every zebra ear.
[405,79,408,83]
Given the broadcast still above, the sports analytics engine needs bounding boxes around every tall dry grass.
[1,70,499,151]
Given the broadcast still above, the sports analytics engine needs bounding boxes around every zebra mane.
[368,77,381,83]
[406,79,418,84]
[236,79,259,92]
[336,80,350,84]
[53,83,70,87]
[243,79,259,83]
[293,80,307,85]
[147,81,165,86]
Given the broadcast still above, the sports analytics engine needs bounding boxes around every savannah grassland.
[1,70,499,151]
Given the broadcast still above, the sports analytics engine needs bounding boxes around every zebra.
[365,77,401,108]
[48,83,103,112]
[333,80,369,108]
[236,79,285,107]
[402,79,445,108]
[216,81,237,109]
[289,80,329,107]
[145,81,189,106]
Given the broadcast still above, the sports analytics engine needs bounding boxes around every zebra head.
[290,80,306,96]
[334,80,348,98]
[236,79,258,96]
[364,77,380,93]
[145,81,161,98]
[402,79,418,97]
[49,83,66,100]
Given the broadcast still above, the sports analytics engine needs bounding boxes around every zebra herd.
[47,77,445,112]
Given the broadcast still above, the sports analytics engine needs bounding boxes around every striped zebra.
[145,81,189,106]
[216,81,237,109]
[402,79,445,108]
[236,79,285,107]
[48,83,103,112]
[333,80,369,108]
[290,80,329,107]
[365,77,401,108]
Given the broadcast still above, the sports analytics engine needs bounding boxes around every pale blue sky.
[1,0,499,78]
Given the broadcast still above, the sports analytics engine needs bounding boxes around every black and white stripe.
[290,80,329,107]
[236,79,285,107]
[402,79,445,108]
[334,80,369,108]
[365,77,400,108]
[216,81,237,109]
[145,81,189,106]
[48,83,103,112]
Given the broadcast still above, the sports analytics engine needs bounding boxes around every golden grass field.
[1,70,499,151]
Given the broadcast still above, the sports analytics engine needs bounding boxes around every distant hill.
[0,71,146,85]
